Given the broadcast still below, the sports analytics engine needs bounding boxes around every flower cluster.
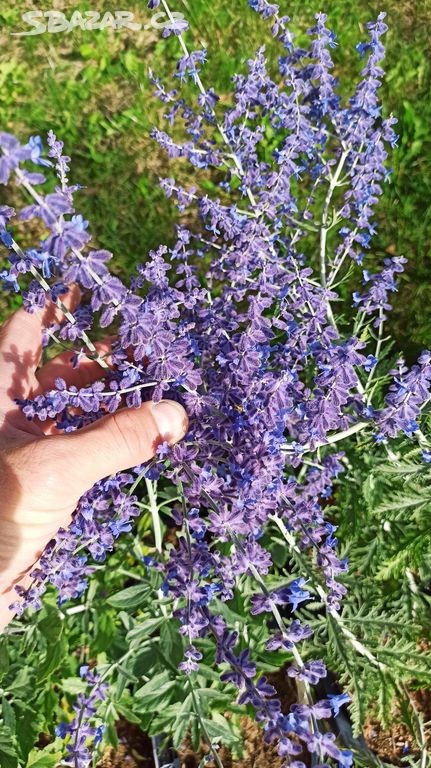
[55,665,108,768]
[0,3,429,766]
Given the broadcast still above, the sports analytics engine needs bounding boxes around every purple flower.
[328,692,351,717]
[251,579,311,615]
[25,135,52,168]
[0,132,31,183]
[162,17,189,37]
[178,644,203,674]
[0,10,425,766]
[0,205,15,229]
[56,666,108,767]
[364,354,378,372]
[288,660,327,685]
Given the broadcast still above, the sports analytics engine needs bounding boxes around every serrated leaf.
[374,490,431,518]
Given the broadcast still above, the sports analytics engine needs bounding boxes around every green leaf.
[38,608,63,641]
[116,665,138,683]
[15,705,44,763]
[130,646,158,678]
[116,665,138,699]
[27,753,62,768]
[195,665,220,683]
[374,490,431,519]
[159,620,183,667]
[194,688,231,706]
[1,696,15,733]
[134,671,176,708]
[106,584,151,610]
[79,43,97,59]
[213,597,245,625]
[11,667,32,696]
[202,713,240,748]
[268,540,288,568]
[94,611,116,652]
[0,726,18,768]
[61,677,88,695]
[172,694,194,749]
[37,633,68,683]
[114,700,142,725]
[126,616,165,641]
[0,637,9,682]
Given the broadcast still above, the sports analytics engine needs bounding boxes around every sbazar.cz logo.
[12,10,186,35]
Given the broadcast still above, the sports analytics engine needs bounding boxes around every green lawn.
[0,0,430,351]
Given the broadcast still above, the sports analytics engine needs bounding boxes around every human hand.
[0,287,188,629]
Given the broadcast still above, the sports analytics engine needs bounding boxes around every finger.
[33,336,116,395]
[0,285,81,406]
[54,399,188,496]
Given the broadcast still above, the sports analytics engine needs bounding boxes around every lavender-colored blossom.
[56,666,108,767]
[0,205,15,229]
[288,660,327,685]
[0,8,425,765]
[0,132,31,183]
[251,579,311,615]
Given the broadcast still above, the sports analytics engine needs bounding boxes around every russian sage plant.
[0,2,430,766]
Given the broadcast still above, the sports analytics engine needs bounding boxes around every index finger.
[0,284,81,408]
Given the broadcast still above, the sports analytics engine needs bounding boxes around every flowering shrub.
[1,2,431,766]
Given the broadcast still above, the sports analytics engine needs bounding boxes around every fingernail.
[152,400,188,444]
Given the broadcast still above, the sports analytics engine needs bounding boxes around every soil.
[98,721,154,768]
[98,671,301,768]
[178,715,285,768]
[98,715,288,768]
[98,677,431,768]
[178,671,305,768]
[363,689,431,766]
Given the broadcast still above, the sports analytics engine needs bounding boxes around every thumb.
[56,400,188,496]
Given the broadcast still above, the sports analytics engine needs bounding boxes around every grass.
[0,0,430,353]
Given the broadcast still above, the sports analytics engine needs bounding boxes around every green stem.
[319,149,349,325]
[10,234,110,371]
[281,420,370,453]
[145,479,163,554]
[188,680,225,768]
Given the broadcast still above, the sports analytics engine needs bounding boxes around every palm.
[0,288,186,624]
